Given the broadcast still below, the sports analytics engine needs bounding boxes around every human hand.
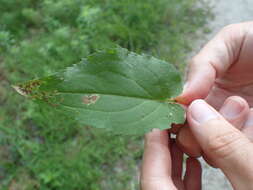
[175,21,253,157]
[140,98,253,190]
[177,21,253,108]
[176,95,253,158]
[186,99,253,190]
[140,129,201,190]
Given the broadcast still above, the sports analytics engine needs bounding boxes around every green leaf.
[13,48,184,135]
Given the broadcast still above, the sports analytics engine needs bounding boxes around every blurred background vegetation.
[0,0,210,189]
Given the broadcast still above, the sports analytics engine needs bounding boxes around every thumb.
[187,99,253,189]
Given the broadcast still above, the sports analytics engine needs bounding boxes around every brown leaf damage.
[82,94,100,105]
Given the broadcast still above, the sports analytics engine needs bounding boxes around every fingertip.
[187,99,217,127]
[175,83,194,105]
[176,52,217,105]
[175,82,192,105]
[145,129,169,146]
[176,75,214,105]
[176,127,202,157]
[219,96,250,129]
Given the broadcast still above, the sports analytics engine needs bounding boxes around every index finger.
[176,22,250,105]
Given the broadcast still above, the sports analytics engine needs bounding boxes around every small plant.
[13,47,185,135]
[0,0,210,188]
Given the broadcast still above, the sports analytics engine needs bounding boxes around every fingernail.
[244,110,253,127]
[190,100,219,124]
[220,98,244,119]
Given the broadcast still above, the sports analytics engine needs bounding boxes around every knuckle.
[206,130,247,159]
[187,56,200,75]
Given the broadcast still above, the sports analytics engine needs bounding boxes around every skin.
[141,98,253,190]
[177,21,253,108]
[187,100,253,190]
[141,22,253,189]
[141,130,201,190]
[176,21,253,158]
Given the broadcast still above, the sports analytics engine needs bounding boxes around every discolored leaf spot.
[82,94,100,105]
[90,95,99,102]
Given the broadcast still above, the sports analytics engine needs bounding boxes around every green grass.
[0,0,210,189]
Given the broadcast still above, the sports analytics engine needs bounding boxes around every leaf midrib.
[56,90,173,102]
